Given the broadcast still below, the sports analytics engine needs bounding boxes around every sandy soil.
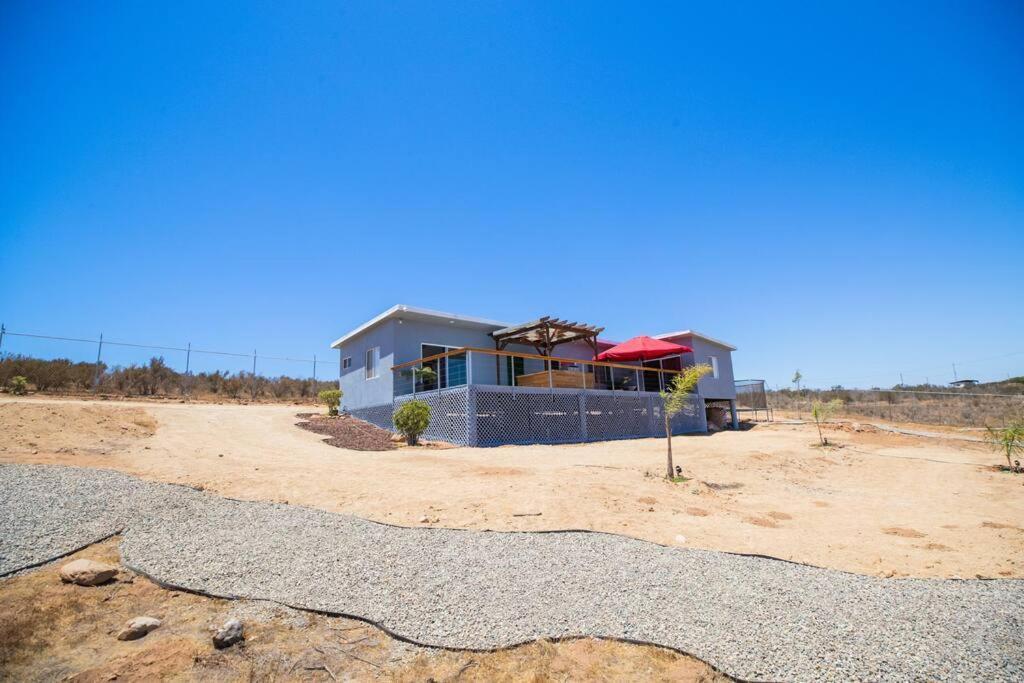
[1,396,1022,579]
[0,539,723,682]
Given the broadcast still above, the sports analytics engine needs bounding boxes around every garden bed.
[295,413,397,451]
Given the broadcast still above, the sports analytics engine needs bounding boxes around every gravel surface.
[0,465,149,576]
[3,463,1022,682]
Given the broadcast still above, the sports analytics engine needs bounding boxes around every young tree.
[792,370,803,391]
[811,398,843,446]
[986,419,1024,471]
[318,389,342,416]
[660,364,712,480]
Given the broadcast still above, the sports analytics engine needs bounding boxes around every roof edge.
[653,329,737,351]
[330,305,512,348]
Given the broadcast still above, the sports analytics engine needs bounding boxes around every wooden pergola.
[490,317,604,381]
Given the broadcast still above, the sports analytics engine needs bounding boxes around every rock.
[389,433,405,443]
[59,559,118,586]
[116,616,161,640]
[212,618,244,649]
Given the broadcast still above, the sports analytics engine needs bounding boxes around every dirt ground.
[0,539,724,682]
[1,396,1022,579]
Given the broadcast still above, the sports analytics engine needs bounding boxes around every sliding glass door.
[419,344,468,390]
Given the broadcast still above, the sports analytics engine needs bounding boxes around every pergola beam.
[490,316,605,360]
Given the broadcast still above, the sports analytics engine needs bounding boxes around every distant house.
[330,305,738,446]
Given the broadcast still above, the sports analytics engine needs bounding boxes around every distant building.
[950,379,979,388]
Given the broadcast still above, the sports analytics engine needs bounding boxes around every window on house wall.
[418,343,467,390]
[342,357,351,370]
[709,355,719,379]
[365,347,379,380]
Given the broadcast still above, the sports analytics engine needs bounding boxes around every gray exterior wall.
[674,335,736,400]
[336,319,396,411]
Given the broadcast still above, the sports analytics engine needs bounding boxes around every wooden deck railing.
[392,346,690,396]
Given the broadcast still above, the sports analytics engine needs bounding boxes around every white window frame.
[365,347,380,380]
[709,355,719,379]
[342,357,351,370]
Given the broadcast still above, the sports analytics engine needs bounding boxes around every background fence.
[0,325,337,400]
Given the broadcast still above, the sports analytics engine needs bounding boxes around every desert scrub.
[8,375,28,395]
[393,400,430,445]
[318,389,342,416]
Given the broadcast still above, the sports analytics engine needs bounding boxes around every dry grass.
[769,382,1024,428]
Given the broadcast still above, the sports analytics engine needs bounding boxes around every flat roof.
[331,305,735,352]
[653,329,737,351]
[330,305,511,348]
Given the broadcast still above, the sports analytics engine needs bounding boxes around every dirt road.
[2,396,1021,578]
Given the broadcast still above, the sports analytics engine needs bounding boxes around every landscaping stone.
[116,616,161,641]
[59,559,118,586]
[212,618,244,649]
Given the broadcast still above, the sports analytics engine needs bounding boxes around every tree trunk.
[665,413,674,479]
[815,419,824,446]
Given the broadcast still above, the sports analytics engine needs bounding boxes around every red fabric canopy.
[595,336,693,362]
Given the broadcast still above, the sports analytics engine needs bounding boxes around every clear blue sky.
[1,2,1022,387]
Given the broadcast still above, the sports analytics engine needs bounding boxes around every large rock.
[212,618,244,649]
[117,616,161,641]
[59,559,118,586]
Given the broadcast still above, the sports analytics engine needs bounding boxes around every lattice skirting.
[351,386,706,447]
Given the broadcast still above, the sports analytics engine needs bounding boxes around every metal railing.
[391,346,693,398]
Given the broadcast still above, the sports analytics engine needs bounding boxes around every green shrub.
[9,375,28,395]
[393,400,430,445]
[318,389,342,416]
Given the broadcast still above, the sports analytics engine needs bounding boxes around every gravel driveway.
[2,464,1021,682]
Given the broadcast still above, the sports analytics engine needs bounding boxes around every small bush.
[319,389,342,416]
[9,375,28,395]
[393,400,430,445]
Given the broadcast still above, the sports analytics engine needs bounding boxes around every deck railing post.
[635,367,641,392]
[466,350,473,385]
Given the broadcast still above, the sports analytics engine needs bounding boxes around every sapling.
[659,364,712,480]
[318,389,342,416]
[986,419,1024,471]
[811,398,843,446]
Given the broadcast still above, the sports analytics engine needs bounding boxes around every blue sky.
[1,2,1021,387]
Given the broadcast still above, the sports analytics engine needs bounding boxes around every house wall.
[336,319,396,411]
[676,336,736,400]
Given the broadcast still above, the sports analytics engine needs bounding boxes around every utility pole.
[251,350,257,400]
[952,363,958,381]
[899,372,904,387]
[313,354,317,388]
[0,323,5,354]
[185,342,192,398]
[93,333,104,391]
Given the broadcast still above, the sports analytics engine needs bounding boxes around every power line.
[0,329,325,365]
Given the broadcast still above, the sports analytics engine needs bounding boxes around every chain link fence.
[0,325,337,401]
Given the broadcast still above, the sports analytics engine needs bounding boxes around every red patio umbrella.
[595,336,693,362]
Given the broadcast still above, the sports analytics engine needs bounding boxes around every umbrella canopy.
[595,336,693,362]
